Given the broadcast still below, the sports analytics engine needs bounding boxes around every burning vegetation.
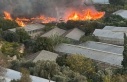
[3,0,105,27]
[3,8,105,27]
[3,11,57,27]
[68,8,105,21]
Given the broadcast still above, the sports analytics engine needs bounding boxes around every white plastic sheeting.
[92,0,109,4]
[79,41,123,54]
[4,69,55,82]
[103,26,127,33]
[93,29,124,45]
[113,10,127,19]
[55,43,123,66]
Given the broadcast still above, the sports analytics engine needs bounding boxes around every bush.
[80,35,99,43]
[0,18,19,31]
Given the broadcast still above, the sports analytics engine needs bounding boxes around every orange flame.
[15,18,26,27]
[3,11,13,21]
[68,8,105,21]
[3,11,26,27]
[31,15,56,23]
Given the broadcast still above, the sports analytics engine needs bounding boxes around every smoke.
[0,0,93,18]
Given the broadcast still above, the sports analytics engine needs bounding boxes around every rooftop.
[55,43,123,66]
[9,23,45,32]
[33,50,58,62]
[93,29,124,40]
[41,27,66,38]
[92,0,109,4]
[63,28,85,41]
[113,10,127,19]
[103,26,127,33]
[79,41,123,55]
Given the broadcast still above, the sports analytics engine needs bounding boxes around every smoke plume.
[0,0,93,19]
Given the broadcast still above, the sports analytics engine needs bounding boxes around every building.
[93,29,124,45]
[92,0,109,4]
[9,24,45,38]
[3,68,55,82]
[103,26,127,33]
[113,10,127,19]
[55,43,123,66]
[41,27,66,38]
[33,50,58,62]
[63,28,85,41]
[79,41,123,54]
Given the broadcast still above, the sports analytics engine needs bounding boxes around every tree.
[122,33,127,68]
[0,18,19,31]
[19,68,32,82]
[1,42,20,57]
[16,28,30,43]
[66,54,95,74]
[33,37,53,52]
[34,60,60,81]
[2,31,19,42]
[0,52,8,81]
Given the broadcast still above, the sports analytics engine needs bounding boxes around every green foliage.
[50,35,71,46]
[80,35,99,43]
[66,55,96,74]
[122,34,127,68]
[2,31,19,42]
[10,60,35,74]
[0,18,19,31]
[56,54,68,66]
[34,60,60,79]
[24,39,35,52]
[11,79,20,82]
[65,20,104,35]
[1,42,20,57]
[109,0,125,5]
[20,68,32,82]
[33,37,54,52]
[16,28,30,43]
[43,25,56,32]
[104,15,127,27]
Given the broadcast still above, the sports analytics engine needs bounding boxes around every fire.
[3,8,105,26]
[15,18,26,27]
[31,15,56,23]
[3,11,56,27]
[3,11,13,21]
[68,13,81,21]
[3,11,26,27]
[68,8,105,21]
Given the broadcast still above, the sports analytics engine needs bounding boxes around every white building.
[9,24,45,38]
[33,50,58,62]
[41,27,66,38]
[55,43,123,66]
[2,68,55,82]
[92,0,109,4]
[63,28,85,41]
[93,29,124,45]
[103,26,127,33]
[113,10,127,19]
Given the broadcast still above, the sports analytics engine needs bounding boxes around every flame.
[68,8,105,21]
[3,11,26,27]
[68,13,81,21]
[3,11,13,21]
[31,15,56,23]
[15,18,26,27]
